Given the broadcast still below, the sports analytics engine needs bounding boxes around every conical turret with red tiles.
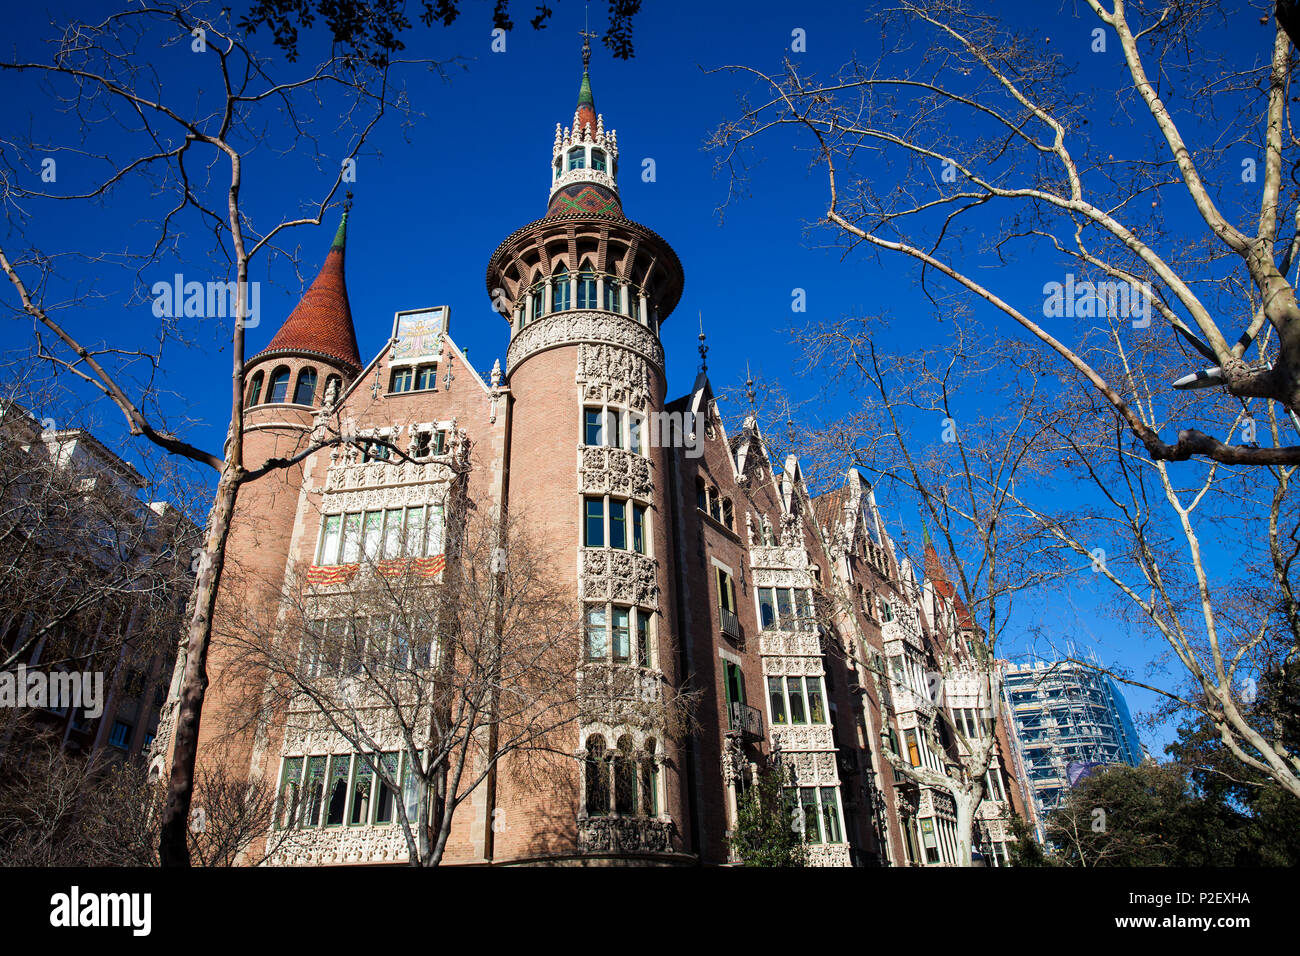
[252,211,362,377]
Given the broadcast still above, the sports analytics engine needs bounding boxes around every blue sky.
[0,1,1274,754]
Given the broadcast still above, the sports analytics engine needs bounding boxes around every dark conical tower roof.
[253,214,362,372]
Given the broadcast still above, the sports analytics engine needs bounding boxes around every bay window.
[316,504,444,566]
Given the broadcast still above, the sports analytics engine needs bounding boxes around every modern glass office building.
[1001,660,1144,821]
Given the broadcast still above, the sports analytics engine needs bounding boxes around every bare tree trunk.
[159,467,239,867]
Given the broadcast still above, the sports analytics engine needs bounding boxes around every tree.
[0,1,444,865]
[0,727,289,866]
[727,756,808,867]
[238,0,646,65]
[710,0,1300,466]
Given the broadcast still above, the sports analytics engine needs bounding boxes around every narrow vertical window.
[604,408,622,448]
[247,371,264,407]
[401,752,420,826]
[629,414,643,454]
[374,753,398,824]
[277,757,304,829]
[642,740,659,816]
[325,754,350,826]
[585,736,609,816]
[758,588,776,629]
[341,514,362,563]
[807,677,826,724]
[584,498,605,547]
[787,677,807,724]
[302,756,327,827]
[319,515,342,565]
[768,676,787,725]
[820,788,842,843]
[612,606,630,661]
[530,286,545,319]
[359,511,381,562]
[383,508,404,559]
[349,758,373,825]
[604,277,619,311]
[404,506,425,557]
[636,611,651,667]
[578,269,598,309]
[632,505,646,554]
[584,408,603,446]
[552,266,570,311]
[614,735,636,814]
[609,500,627,550]
[800,788,821,844]
[426,505,444,555]
[585,605,608,660]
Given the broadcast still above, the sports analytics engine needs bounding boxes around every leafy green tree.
[728,761,807,868]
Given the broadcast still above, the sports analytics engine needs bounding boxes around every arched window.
[614,735,637,814]
[577,268,598,310]
[641,740,659,817]
[246,371,264,407]
[591,149,607,172]
[551,265,570,312]
[585,736,609,817]
[293,367,317,405]
[266,366,291,404]
[567,147,586,171]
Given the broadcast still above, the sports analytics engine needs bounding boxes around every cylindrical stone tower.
[485,44,687,864]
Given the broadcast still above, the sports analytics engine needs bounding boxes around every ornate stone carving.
[575,342,655,410]
[769,724,836,753]
[506,310,664,374]
[576,816,675,856]
[761,655,825,677]
[806,844,853,867]
[757,632,822,657]
[580,548,659,608]
[270,823,411,866]
[578,446,654,501]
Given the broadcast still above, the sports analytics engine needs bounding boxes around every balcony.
[728,701,763,743]
[719,606,742,642]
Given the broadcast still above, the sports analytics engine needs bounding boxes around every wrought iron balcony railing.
[719,606,742,642]
[728,701,763,743]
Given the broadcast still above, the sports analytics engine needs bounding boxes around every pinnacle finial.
[698,310,709,374]
[745,361,756,410]
[581,0,594,70]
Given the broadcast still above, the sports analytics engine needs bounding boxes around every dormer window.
[567,148,586,171]
[591,149,607,172]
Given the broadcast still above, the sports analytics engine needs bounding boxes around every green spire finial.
[921,513,933,547]
[577,69,594,111]
[331,191,352,251]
